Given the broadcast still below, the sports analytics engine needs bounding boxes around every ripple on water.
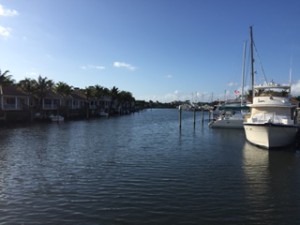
[0,110,300,224]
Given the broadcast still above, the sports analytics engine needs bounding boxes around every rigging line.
[253,40,268,83]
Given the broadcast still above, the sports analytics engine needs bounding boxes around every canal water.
[0,108,300,225]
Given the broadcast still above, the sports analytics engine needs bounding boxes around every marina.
[1,1,300,224]
[1,108,300,224]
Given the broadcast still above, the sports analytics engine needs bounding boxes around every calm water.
[1,109,300,225]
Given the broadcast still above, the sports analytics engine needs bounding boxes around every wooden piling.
[179,105,182,129]
[193,108,196,128]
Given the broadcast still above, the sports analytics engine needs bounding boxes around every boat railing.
[248,112,293,125]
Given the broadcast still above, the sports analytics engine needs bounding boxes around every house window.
[53,99,60,106]
[6,97,15,105]
[44,99,52,105]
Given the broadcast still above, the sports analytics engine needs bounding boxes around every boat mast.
[250,26,254,103]
[289,56,293,86]
[241,41,247,106]
[250,26,255,101]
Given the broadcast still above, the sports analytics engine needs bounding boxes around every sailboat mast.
[250,26,255,101]
[241,41,247,106]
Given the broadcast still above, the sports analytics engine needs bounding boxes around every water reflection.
[242,142,300,222]
[242,142,270,205]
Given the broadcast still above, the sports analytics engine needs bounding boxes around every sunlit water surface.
[0,109,300,225]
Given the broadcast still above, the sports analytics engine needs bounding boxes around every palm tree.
[36,75,54,96]
[54,82,73,116]
[83,86,97,118]
[0,69,14,86]
[110,86,119,99]
[94,85,104,98]
[109,86,120,114]
[18,78,37,95]
[118,91,135,113]
[84,86,96,100]
[17,78,38,119]
[35,75,54,113]
[54,82,72,97]
[119,91,134,102]
[17,77,37,105]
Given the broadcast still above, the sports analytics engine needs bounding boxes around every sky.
[1,0,300,102]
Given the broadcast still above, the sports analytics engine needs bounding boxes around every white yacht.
[244,82,298,148]
[243,26,298,149]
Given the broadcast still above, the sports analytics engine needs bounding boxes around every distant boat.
[99,110,109,117]
[49,114,64,122]
[209,100,249,128]
[243,26,298,149]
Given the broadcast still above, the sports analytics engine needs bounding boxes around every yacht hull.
[244,123,298,149]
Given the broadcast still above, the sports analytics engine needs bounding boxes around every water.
[0,109,300,225]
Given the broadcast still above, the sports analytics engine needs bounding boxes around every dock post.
[193,108,196,128]
[179,105,182,129]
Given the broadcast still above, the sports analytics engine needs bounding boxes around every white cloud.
[227,81,238,87]
[143,90,215,103]
[113,61,136,71]
[291,80,300,96]
[80,65,105,70]
[0,4,18,17]
[0,25,11,38]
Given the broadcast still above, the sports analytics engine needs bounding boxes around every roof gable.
[1,85,28,96]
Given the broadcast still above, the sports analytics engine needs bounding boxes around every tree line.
[0,69,135,106]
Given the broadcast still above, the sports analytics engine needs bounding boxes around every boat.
[209,101,249,128]
[243,27,298,149]
[99,110,109,117]
[49,114,64,122]
[243,82,298,148]
[209,41,249,129]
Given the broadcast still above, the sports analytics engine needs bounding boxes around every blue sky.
[1,0,300,102]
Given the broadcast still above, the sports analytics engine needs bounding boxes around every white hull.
[49,115,64,122]
[244,124,298,148]
[209,119,243,128]
[99,112,109,117]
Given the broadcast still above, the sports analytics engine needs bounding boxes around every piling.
[179,105,182,129]
[201,109,204,123]
[193,108,196,128]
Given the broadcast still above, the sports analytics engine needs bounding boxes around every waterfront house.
[41,91,62,110]
[68,89,86,110]
[0,85,29,111]
[0,85,31,121]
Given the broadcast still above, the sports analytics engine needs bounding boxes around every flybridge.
[254,81,290,90]
[253,81,291,98]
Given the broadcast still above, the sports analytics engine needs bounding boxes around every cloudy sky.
[1,0,300,102]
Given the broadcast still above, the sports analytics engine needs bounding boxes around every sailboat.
[209,42,249,129]
[243,26,298,149]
